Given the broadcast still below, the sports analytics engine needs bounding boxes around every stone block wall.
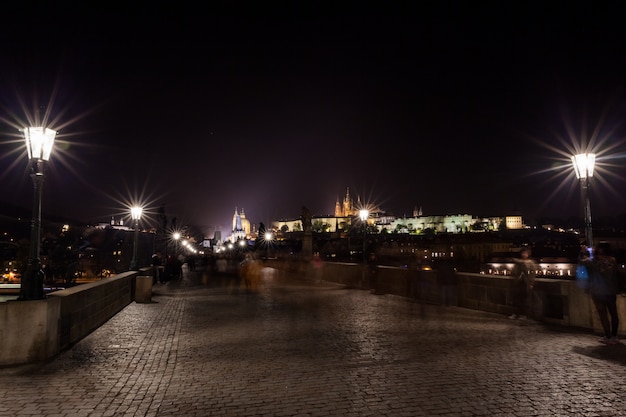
[49,272,136,349]
[0,271,139,367]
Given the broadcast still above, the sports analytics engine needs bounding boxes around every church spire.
[343,187,351,216]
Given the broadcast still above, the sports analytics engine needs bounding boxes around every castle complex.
[226,188,524,242]
[272,188,523,235]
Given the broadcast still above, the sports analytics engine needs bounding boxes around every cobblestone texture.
[1,265,625,416]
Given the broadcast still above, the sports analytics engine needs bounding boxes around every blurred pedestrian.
[368,252,378,293]
[240,253,261,291]
[509,246,537,319]
[151,253,162,284]
[311,253,324,283]
[582,242,621,345]
[216,255,227,274]
[436,259,458,306]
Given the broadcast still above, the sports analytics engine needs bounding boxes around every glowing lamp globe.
[571,153,595,179]
[24,127,57,161]
[131,206,143,221]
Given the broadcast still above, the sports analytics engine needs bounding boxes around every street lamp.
[19,127,56,300]
[172,232,181,255]
[359,209,369,264]
[571,153,595,248]
[130,206,143,270]
[264,231,273,259]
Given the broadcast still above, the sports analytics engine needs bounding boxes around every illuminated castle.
[273,186,519,235]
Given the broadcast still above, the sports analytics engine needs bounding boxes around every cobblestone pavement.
[2,265,626,416]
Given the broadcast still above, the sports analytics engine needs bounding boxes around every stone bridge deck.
[1,266,625,416]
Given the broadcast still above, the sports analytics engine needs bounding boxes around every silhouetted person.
[43,264,53,285]
[581,242,621,344]
[186,255,196,271]
[151,253,163,284]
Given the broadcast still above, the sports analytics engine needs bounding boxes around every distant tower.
[413,206,423,217]
[240,208,251,236]
[231,207,251,241]
[335,196,342,217]
[343,187,352,217]
[232,207,241,232]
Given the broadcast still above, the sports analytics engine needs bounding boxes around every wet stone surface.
[1,265,625,416]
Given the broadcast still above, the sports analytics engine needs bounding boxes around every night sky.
[1,3,626,237]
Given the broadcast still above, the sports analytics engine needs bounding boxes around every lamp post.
[359,209,369,264]
[264,231,273,259]
[19,127,56,300]
[172,232,181,255]
[571,153,595,248]
[130,206,143,270]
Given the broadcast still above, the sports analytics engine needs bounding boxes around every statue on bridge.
[300,206,312,234]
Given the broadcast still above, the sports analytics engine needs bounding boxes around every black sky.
[1,3,626,237]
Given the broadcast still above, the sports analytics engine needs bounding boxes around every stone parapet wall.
[0,297,60,366]
[269,259,625,337]
[3,262,624,367]
[0,271,141,367]
[49,271,137,350]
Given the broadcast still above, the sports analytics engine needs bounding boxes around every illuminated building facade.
[228,207,251,243]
